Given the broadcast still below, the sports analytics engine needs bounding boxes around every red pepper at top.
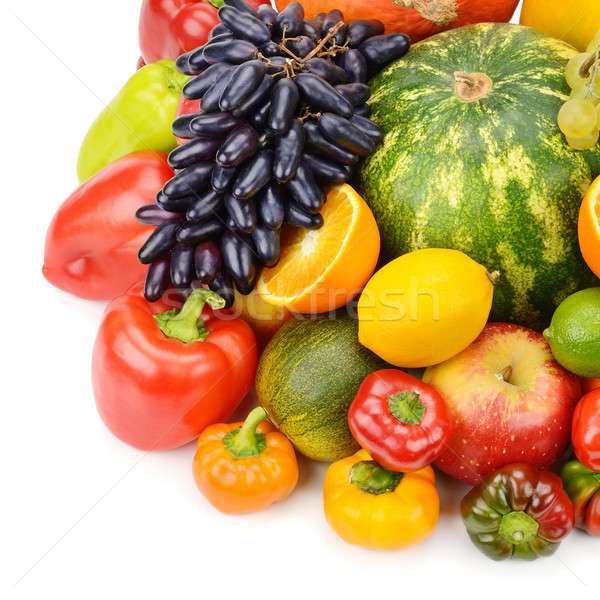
[348,369,452,472]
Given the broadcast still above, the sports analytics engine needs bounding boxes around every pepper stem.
[154,288,225,343]
[388,391,425,425]
[350,461,403,495]
[223,407,268,459]
[498,511,539,545]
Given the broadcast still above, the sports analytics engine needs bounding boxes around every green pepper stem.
[350,461,403,495]
[498,511,539,545]
[388,391,425,425]
[223,407,268,459]
[154,288,225,343]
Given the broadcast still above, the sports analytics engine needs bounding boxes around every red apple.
[423,323,582,485]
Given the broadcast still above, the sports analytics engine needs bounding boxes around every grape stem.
[579,51,598,79]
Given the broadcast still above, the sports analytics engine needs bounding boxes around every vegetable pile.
[42,0,600,562]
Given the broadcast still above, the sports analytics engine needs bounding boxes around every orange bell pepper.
[192,407,298,514]
[323,449,439,550]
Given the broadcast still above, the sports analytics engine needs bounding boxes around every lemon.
[543,288,600,378]
[357,248,495,368]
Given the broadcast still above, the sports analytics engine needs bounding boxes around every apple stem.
[498,365,513,383]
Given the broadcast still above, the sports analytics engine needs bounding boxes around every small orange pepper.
[193,407,299,514]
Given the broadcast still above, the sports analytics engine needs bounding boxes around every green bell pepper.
[461,463,575,560]
[77,59,188,182]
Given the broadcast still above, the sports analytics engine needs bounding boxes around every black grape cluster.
[136,1,410,306]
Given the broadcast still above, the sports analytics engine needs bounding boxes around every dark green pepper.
[561,460,600,536]
[461,463,575,561]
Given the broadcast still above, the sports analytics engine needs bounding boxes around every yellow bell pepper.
[323,449,440,550]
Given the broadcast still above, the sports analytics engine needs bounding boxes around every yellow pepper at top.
[323,449,440,550]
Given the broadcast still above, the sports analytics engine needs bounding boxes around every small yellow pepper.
[323,449,439,550]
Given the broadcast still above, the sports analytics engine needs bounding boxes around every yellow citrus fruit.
[357,248,494,368]
[579,175,600,278]
[257,184,380,314]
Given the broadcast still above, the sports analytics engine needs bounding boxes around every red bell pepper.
[572,389,600,471]
[561,460,600,536]
[92,283,257,450]
[348,369,452,471]
[43,151,173,300]
[139,1,269,64]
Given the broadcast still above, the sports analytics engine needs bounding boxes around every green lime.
[543,288,600,378]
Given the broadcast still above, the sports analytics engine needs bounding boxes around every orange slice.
[257,184,380,314]
[579,175,600,278]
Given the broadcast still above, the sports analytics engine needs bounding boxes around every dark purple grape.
[347,20,384,47]
[250,100,271,129]
[144,255,171,302]
[318,112,374,156]
[190,112,242,138]
[194,241,222,283]
[353,103,371,117]
[168,137,222,169]
[303,153,352,184]
[172,113,199,140]
[350,115,383,145]
[265,56,287,75]
[276,2,304,36]
[183,63,233,99]
[138,219,183,264]
[186,189,223,221]
[335,83,370,106]
[303,120,358,165]
[202,40,258,64]
[273,119,304,183]
[136,204,181,226]
[287,36,316,58]
[219,60,267,112]
[322,9,344,35]
[268,78,299,134]
[259,184,285,230]
[251,226,280,267]
[337,49,368,83]
[212,164,238,192]
[294,73,353,118]
[359,33,410,69]
[302,19,319,41]
[225,194,257,233]
[232,76,274,117]
[220,231,257,291]
[209,23,232,39]
[314,12,326,33]
[257,4,278,27]
[176,219,225,244]
[175,50,208,75]
[163,163,214,197]
[170,243,195,287]
[285,202,323,229]
[222,0,256,16]
[209,270,235,307]
[285,160,324,213]
[156,191,195,213]
[216,125,259,167]
[232,150,273,200]
[218,6,271,45]
[259,40,282,57]
[306,58,347,85]
[200,74,234,112]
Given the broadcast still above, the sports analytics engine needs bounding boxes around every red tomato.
[43,151,174,300]
[573,389,600,472]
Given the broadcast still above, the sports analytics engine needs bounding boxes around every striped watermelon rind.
[359,23,600,331]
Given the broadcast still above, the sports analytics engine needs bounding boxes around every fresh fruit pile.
[137,2,409,304]
[42,1,600,563]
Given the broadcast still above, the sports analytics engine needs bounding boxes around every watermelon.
[256,315,388,462]
[360,23,600,330]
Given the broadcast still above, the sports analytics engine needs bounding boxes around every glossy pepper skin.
[77,60,188,182]
[43,151,174,300]
[461,463,574,561]
[323,449,439,550]
[92,284,257,450]
[348,369,452,471]
[139,0,268,64]
[572,389,600,471]
[193,407,298,514]
[561,460,600,536]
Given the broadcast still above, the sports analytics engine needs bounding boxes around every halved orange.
[579,175,600,278]
[257,184,380,314]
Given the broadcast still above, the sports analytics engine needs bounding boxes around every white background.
[3,1,598,598]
